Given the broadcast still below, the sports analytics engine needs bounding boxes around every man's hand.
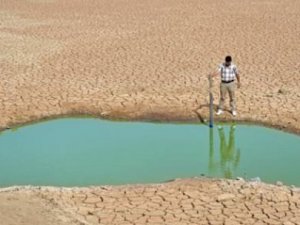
[208,72,218,78]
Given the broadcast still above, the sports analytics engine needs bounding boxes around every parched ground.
[1,0,300,224]
[0,189,78,225]
[0,0,300,133]
[1,179,300,225]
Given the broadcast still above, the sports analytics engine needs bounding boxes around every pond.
[0,118,299,187]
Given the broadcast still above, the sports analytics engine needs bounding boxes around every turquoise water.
[0,118,299,187]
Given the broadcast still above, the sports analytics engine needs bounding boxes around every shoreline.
[1,111,300,136]
[0,176,299,192]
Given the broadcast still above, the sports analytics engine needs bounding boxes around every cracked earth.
[1,179,300,225]
[0,0,300,224]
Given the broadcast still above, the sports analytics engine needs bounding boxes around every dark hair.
[225,55,232,62]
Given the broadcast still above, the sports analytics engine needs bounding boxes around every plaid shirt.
[218,63,238,82]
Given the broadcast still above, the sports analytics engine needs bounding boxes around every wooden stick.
[208,75,214,128]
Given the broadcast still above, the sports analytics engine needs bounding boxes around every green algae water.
[0,118,299,187]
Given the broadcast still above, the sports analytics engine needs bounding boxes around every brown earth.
[1,0,300,224]
[1,179,300,225]
[0,0,300,133]
[0,189,79,225]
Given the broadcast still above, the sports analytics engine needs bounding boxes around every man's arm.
[236,73,241,88]
[210,72,219,77]
[233,65,241,88]
[209,64,222,79]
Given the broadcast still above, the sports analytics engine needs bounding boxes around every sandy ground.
[1,179,300,225]
[0,0,300,133]
[0,189,80,225]
[1,0,300,224]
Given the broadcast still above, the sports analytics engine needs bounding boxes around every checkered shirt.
[218,63,238,82]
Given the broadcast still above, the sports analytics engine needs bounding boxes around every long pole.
[208,126,214,173]
[208,75,214,128]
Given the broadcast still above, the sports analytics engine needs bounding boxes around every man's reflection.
[209,125,240,179]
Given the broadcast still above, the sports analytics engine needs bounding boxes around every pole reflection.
[208,125,241,179]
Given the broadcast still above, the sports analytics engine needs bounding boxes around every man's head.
[225,55,232,67]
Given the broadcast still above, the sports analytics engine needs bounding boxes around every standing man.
[212,56,241,116]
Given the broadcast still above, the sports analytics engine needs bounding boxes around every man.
[212,55,241,116]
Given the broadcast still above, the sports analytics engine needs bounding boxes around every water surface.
[0,118,299,187]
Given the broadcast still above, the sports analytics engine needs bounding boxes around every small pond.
[0,118,299,187]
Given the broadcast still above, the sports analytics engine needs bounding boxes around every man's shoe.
[216,109,223,115]
[232,110,237,117]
